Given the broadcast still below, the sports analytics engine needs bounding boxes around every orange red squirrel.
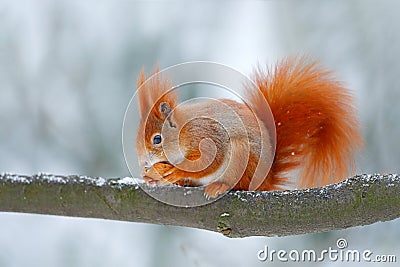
[135,57,363,198]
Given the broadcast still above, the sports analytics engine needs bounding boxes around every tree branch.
[0,173,399,237]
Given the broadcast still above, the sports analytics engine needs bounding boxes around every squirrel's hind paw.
[204,181,230,199]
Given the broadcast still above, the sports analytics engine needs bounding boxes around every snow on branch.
[0,173,399,238]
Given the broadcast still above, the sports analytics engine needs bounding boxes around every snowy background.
[1,0,400,266]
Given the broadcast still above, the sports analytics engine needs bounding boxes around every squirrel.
[135,57,363,198]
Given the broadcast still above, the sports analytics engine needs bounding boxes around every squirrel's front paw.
[204,181,230,199]
[160,171,183,185]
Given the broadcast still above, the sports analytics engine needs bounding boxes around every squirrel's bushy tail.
[250,57,363,189]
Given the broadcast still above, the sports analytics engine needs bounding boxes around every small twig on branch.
[0,173,399,238]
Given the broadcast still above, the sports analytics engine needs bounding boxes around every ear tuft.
[136,66,177,119]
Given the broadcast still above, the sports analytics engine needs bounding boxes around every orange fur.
[136,58,363,197]
[250,57,363,189]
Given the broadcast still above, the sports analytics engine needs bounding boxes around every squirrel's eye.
[153,134,162,145]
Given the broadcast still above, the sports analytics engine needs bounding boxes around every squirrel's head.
[135,67,179,175]
[135,67,230,185]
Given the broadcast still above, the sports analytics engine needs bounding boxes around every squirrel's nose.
[144,161,152,169]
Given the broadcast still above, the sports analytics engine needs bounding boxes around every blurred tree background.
[0,1,399,266]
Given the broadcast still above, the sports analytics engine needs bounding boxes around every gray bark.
[0,173,399,238]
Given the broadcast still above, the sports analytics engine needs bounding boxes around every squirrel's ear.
[136,66,177,120]
[159,102,177,128]
[159,102,172,117]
